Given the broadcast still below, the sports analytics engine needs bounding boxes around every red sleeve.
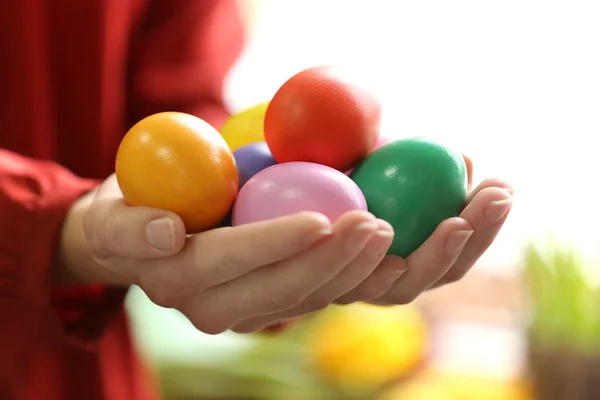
[0,149,127,351]
[127,0,246,129]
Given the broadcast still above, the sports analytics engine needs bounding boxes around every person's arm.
[127,0,245,129]
[1,1,245,349]
[0,149,111,358]
[54,0,244,339]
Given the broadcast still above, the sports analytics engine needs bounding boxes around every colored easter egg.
[115,112,238,233]
[264,66,381,171]
[350,137,467,257]
[219,101,269,151]
[232,142,278,189]
[232,162,367,226]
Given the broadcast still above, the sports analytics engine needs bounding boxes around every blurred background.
[125,1,600,399]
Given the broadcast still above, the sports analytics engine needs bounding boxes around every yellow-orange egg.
[115,112,238,233]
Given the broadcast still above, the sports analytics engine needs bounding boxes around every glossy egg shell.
[264,65,381,172]
[350,137,467,257]
[232,141,278,189]
[232,162,367,226]
[115,112,238,233]
[219,101,270,151]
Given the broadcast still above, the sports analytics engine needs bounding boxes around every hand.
[334,177,513,306]
[229,163,512,334]
[206,154,511,331]
[57,175,396,334]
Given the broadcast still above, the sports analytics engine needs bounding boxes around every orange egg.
[115,112,238,233]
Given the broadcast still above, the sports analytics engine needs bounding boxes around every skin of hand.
[56,174,393,334]
[56,158,512,334]
[230,157,514,332]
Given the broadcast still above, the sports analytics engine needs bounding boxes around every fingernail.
[303,226,333,246]
[346,221,379,251]
[486,197,513,223]
[367,229,395,258]
[446,230,473,256]
[146,217,176,251]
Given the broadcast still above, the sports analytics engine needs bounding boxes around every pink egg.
[232,162,367,226]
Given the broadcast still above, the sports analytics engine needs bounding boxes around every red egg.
[264,66,381,172]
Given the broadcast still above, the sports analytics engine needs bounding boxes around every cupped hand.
[334,177,513,306]
[231,158,513,331]
[59,175,394,334]
[60,163,512,334]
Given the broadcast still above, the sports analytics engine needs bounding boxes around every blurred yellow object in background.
[307,303,428,389]
[379,370,530,400]
[219,101,269,151]
[379,374,454,400]
[433,373,531,400]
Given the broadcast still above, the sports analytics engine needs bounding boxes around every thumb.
[84,175,186,259]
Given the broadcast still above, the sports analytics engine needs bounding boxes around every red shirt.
[0,1,244,398]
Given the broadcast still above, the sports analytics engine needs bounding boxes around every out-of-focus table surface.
[127,269,528,382]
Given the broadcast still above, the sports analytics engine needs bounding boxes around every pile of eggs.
[116,65,469,258]
[229,66,468,258]
[232,66,379,225]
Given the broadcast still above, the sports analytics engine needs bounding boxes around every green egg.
[350,137,467,258]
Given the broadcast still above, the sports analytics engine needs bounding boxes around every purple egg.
[232,162,367,226]
[233,142,278,189]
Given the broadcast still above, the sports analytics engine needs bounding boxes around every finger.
[467,177,513,204]
[334,255,407,305]
[84,175,186,259]
[432,186,513,288]
[462,153,473,190]
[355,179,514,304]
[136,210,336,305]
[232,219,395,333]
[179,211,379,334]
[372,217,473,305]
[188,211,334,279]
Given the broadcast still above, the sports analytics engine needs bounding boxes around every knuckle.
[216,252,241,279]
[338,281,389,305]
[185,310,231,335]
[86,211,121,257]
[334,296,354,305]
[192,239,241,288]
[180,297,232,335]
[231,323,260,335]
[99,212,122,250]
[299,297,330,314]
[442,267,470,284]
[387,290,419,305]
[147,288,177,308]
[266,291,304,312]
[138,275,178,308]
[189,315,229,335]
[82,211,104,255]
[358,283,389,302]
[81,210,95,239]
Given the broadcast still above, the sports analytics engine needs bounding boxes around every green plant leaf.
[523,238,600,354]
